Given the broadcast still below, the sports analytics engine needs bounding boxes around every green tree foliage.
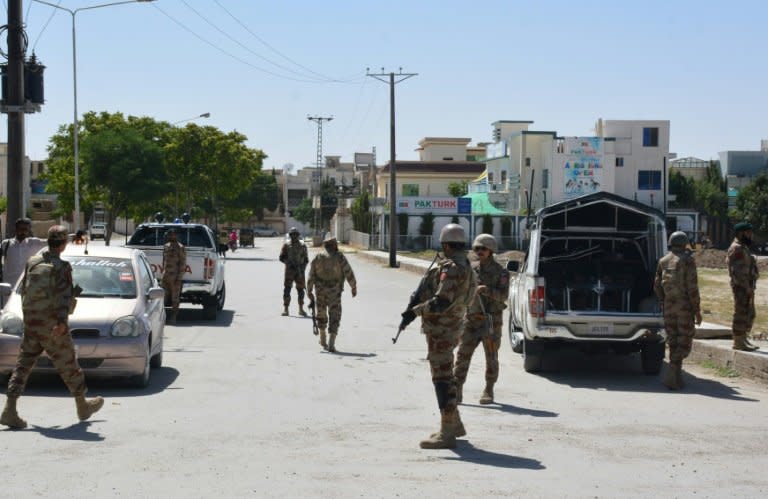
[81,127,165,244]
[351,191,372,233]
[290,178,337,230]
[292,198,314,228]
[668,161,727,217]
[419,213,435,236]
[0,196,7,215]
[734,173,768,238]
[482,214,494,234]
[501,217,512,236]
[447,181,469,197]
[397,213,409,236]
[668,170,696,208]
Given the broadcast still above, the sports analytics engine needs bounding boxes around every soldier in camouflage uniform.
[306,235,357,352]
[654,231,702,390]
[162,228,186,324]
[727,222,760,351]
[401,223,476,449]
[1,226,104,429]
[454,234,509,405]
[279,227,309,317]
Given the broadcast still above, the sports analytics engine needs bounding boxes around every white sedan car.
[0,245,166,388]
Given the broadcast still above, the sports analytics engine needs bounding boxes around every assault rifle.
[393,252,440,344]
[308,298,319,336]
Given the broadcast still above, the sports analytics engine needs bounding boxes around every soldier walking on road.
[1,226,104,429]
[727,222,760,351]
[279,227,309,317]
[454,234,509,405]
[306,235,356,352]
[400,224,476,449]
[654,231,702,390]
[162,228,186,325]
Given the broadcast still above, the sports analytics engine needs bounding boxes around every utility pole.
[367,68,417,268]
[6,0,25,237]
[307,115,332,240]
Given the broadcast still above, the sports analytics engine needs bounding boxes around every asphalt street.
[2,238,768,498]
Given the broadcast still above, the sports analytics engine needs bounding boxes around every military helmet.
[472,233,497,253]
[154,211,165,223]
[667,231,689,248]
[323,234,337,244]
[47,225,69,242]
[439,223,466,244]
[181,212,191,224]
[289,227,299,235]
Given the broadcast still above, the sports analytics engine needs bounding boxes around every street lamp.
[33,0,156,231]
[172,112,211,125]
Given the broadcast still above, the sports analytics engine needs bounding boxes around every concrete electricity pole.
[5,0,25,237]
[307,115,332,240]
[366,68,417,268]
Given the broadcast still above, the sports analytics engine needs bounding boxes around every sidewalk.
[350,247,768,382]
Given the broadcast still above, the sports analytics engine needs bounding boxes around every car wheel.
[216,282,226,311]
[150,342,163,369]
[640,340,665,375]
[203,295,218,320]
[523,338,544,373]
[130,350,151,388]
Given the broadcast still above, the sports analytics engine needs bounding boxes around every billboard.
[396,197,459,215]
[563,137,603,198]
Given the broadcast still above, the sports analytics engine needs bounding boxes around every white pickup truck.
[508,192,666,374]
[126,223,226,320]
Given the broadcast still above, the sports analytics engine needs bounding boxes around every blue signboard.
[457,197,472,215]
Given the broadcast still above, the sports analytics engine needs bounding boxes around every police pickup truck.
[508,192,666,374]
[126,223,225,320]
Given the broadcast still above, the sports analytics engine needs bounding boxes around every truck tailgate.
[136,247,215,282]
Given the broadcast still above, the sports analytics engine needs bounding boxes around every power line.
[31,0,62,52]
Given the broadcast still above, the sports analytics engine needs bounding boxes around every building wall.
[376,173,480,199]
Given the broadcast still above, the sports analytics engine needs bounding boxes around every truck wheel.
[202,295,218,320]
[641,341,665,375]
[216,282,226,311]
[523,339,544,373]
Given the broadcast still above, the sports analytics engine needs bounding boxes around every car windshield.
[128,226,214,248]
[64,256,137,298]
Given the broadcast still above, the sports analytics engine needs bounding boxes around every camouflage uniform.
[412,250,476,443]
[162,239,186,318]
[306,248,356,337]
[279,239,309,308]
[454,258,509,401]
[727,237,759,344]
[6,250,84,398]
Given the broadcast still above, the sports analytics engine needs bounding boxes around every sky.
[5,0,768,171]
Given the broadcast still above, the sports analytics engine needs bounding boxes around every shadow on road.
[444,441,545,469]
[172,309,234,327]
[25,421,105,442]
[323,351,377,358]
[462,402,558,418]
[6,367,180,398]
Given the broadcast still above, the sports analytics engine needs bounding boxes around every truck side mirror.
[506,260,520,272]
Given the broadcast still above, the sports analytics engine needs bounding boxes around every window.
[542,169,549,189]
[643,127,659,147]
[501,170,508,184]
[615,157,624,167]
[638,170,662,190]
[402,184,419,196]
[138,256,154,294]
[525,157,531,167]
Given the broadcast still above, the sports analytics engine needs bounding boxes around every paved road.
[3,239,768,498]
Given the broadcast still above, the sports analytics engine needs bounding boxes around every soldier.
[279,227,309,317]
[454,234,509,405]
[400,223,476,449]
[727,222,760,351]
[654,231,702,390]
[1,226,104,429]
[306,234,357,352]
[162,228,187,324]
[1,218,47,286]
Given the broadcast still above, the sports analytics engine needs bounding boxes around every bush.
[501,217,512,236]
[482,215,494,234]
[397,213,409,236]
[419,213,435,236]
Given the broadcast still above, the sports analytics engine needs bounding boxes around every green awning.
[461,192,507,215]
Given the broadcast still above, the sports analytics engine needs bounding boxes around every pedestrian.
[1,218,47,286]
[162,228,187,324]
[1,225,104,429]
[727,222,760,351]
[73,230,87,245]
[228,229,238,252]
[400,223,476,449]
[454,234,509,405]
[653,231,702,390]
[218,230,229,257]
[306,234,357,352]
[279,227,309,317]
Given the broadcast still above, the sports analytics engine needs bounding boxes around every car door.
[138,254,164,349]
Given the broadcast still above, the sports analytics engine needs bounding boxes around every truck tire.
[641,341,665,375]
[523,339,544,373]
[216,282,226,311]
[203,295,218,320]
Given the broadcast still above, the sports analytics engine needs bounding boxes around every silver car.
[0,245,166,388]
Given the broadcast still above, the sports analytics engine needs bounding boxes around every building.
[669,156,713,182]
[719,140,768,201]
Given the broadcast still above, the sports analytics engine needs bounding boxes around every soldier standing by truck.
[454,234,509,405]
[727,222,760,351]
[654,231,702,390]
[279,227,309,317]
[162,228,187,324]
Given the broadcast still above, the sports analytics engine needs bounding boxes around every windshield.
[128,225,214,248]
[64,256,137,298]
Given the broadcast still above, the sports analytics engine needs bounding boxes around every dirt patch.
[694,248,768,271]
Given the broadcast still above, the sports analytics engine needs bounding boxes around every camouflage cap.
[733,221,753,232]
[15,217,32,226]
[47,225,69,242]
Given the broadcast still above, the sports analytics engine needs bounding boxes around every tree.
[397,213,409,236]
[482,214,494,234]
[501,217,512,236]
[448,181,468,197]
[351,191,372,233]
[734,173,768,238]
[291,178,338,231]
[293,198,314,227]
[668,170,696,208]
[82,128,165,244]
[419,213,435,236]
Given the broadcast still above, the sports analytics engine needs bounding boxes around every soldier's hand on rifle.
[351,286,357,298]
[400,309,416,329]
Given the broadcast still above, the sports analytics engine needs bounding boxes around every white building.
[479,119,671,213]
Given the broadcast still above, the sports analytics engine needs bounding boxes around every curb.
[351,250,429,275]
[689,340,768,382]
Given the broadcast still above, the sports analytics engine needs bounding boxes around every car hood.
[3,294,138,328]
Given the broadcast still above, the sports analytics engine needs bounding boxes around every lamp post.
[33,0,155,231]
[172,112,211,125]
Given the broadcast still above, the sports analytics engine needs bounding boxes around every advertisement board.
[396,197,459,215]
[563,137,603,198]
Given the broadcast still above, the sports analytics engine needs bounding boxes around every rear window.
[128,226,214,249]
[64,256,137,298]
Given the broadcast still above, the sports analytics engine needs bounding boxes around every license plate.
[589,323,614,336]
